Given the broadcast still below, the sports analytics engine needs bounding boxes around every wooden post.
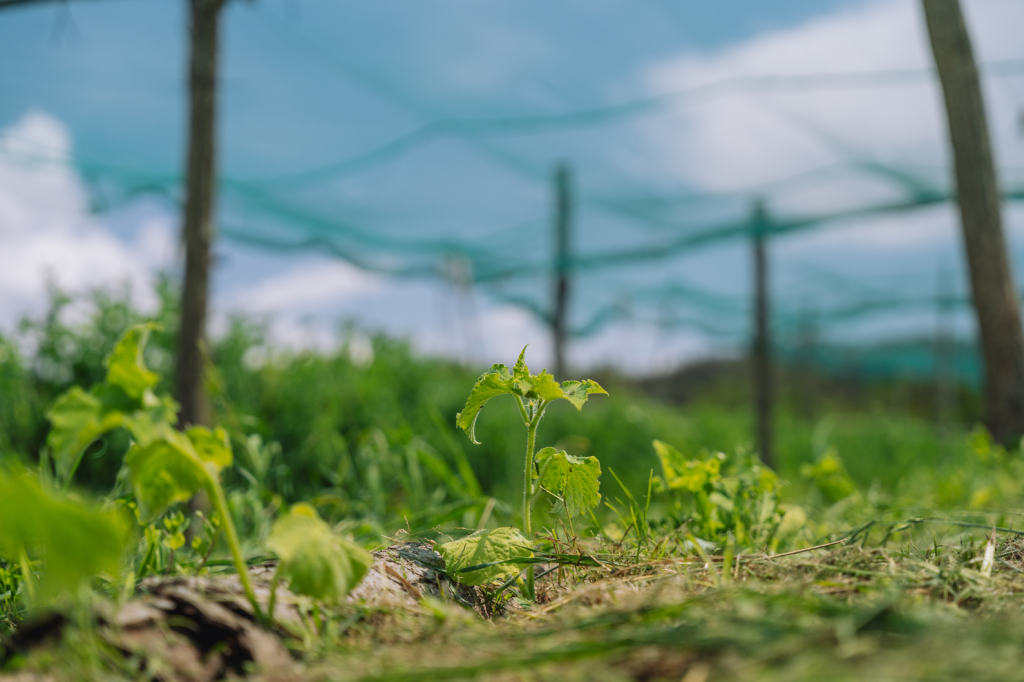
[175,0,225,428]
[934,267,955,429]
[752,200,775,469]
[552,163,572,378]
[923,0,1024,444]
[796,302,818,421]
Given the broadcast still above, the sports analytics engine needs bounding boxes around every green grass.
[7,287,1024,681]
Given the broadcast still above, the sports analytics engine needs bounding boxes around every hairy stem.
[514,395,530,425]
[533,456,555,499]
[522,418,537,540]
[206,477,263,622]
[521,401,547,601]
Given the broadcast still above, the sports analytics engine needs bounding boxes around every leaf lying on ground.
[438,527,533,586]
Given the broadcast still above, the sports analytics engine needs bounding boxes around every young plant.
[44,323,373,624]
[450,346,606,596]
[46,324,264,616]
[653,440,787,550]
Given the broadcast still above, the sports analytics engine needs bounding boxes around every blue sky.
[1,0,1023,372]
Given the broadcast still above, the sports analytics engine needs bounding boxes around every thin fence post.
[934,266,955,431]
[796,302,818,421]
[552,163,572,377]
[752,200,774,469]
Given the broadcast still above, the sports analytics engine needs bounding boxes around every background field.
[5,290,1024,681]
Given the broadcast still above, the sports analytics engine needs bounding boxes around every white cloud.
[7,0,1023,373]
[229,258,381,315]
[0,110,175,330]
[643,0,1024,231]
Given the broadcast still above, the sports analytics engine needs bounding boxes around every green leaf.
[45,387,125,477]
[104,323,160,400]
[124,429,214,522]
[0,473,126,598]
[121,393,179,448]
[537,448,602,517]
[456,348,608,444]
[185,426,234,471]
[266,503,372,601]
[558,379,608,410]
[437,527,532,586]
[455,364,515,444]
[653,440,720,493]
[529,371,564,402]
[46,324,173,480]
[511,346,533,394]
[166,532,186,551]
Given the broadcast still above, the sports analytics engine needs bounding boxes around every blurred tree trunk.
[923,0,1024,443]
[175,0,224,428]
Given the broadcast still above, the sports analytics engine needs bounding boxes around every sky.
[1,0,1023,374]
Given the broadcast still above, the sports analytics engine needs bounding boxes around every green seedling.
[45,325,260,618]
[43,324,375,624]
[653,439,783,550]
[451,346,606,597]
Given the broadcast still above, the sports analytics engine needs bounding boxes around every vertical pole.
[796,302,818,421]
[752,200,775,469]
[923,0,1024,444]
[175,0,225,428]
[934,266,954,430]
[552,163,572,377]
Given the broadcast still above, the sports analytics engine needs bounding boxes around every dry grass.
[9,530,1024,682]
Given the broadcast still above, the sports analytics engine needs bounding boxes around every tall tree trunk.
[175,0,224,428]
[923,0,1024,443]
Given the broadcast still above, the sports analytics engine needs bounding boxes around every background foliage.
[0,286,1006,536]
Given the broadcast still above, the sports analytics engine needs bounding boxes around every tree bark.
[923,0,1024,443]
[175,0,224,428]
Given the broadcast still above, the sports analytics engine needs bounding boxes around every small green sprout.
[44,324,262,619]
[41,323,376,624]
[451,346,606,597]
